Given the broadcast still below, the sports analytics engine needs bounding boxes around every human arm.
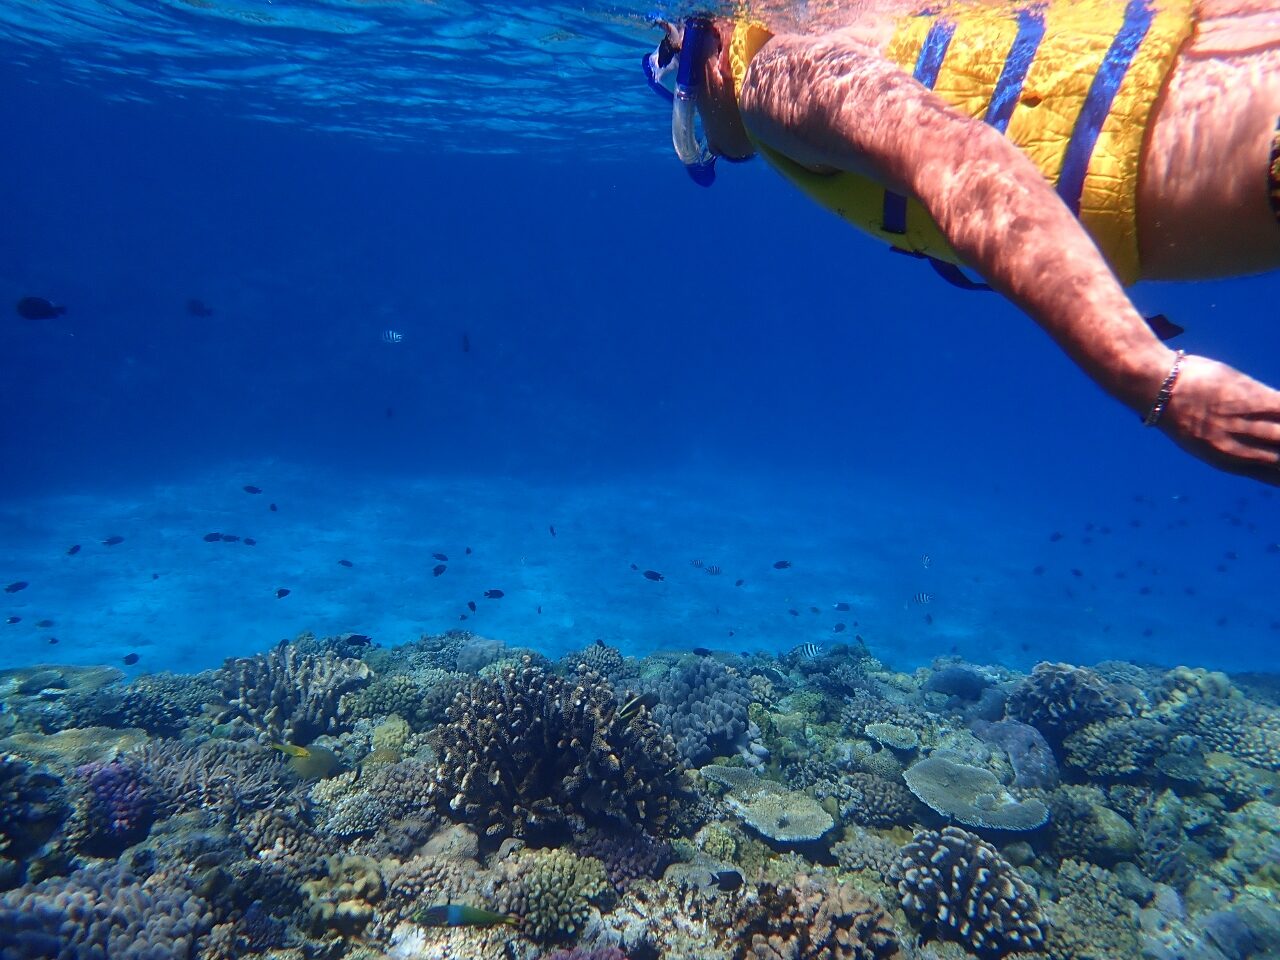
[737,33,1280,483]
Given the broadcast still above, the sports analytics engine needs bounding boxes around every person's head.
[643,16,754,185]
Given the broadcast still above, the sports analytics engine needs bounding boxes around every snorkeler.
[644,1,1280,486]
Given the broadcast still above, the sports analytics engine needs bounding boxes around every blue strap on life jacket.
[1056,0,1154,215]
[985,6,1047,133]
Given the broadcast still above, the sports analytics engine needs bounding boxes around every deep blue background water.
[2,16,1279,676]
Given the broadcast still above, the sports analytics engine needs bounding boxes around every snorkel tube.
[671,16,717,186]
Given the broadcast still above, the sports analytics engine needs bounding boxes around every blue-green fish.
[412,904,516,927]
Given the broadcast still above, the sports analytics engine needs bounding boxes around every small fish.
[705,564,722,576]
[465,546,472,555]
[833,623,846,633]
[5,617,19,624]
[1049,531,1063,542]
[790,642,822,660]
[833,602,851,611]
[734,578,744,587]
[432,564,446,577]
[459,614,468,620]
[710,869,744,892]
[461,332,471,353]
[269,741,310,758]
[549,524,557,537]
[773,560,792,569]
[269,503,278,512]
[345,634,372,646]
[275,588,291,599]
[788,608,799,616]
[35,619,53,628]
[630,563,639,571]
[619,691,660,720]
[642,570,664,582]
[243,485,263,495]
[483,589,504,599]
[432,553,449,562]
[690,558,703,568]
[1070,569,1083,578]
[186,298,214,318]
[912,592,933,604]
[594,638,605,647]
[243,538,256,546]
[692,647,713,656]
[203,533,222,542]
[467,601,476,612]
[15,296,65,320]
[102,536,124,546]
[222,534,241,543]
[537,604,542,614]
[67,544,81,556]
[122,652,139,665]
[809,606,820,614]
[4,581,28,594]
[338,559,353,568]
[48,637,58,644]
[921,554,932,569]
[381,329,404,344]
[924,613,934,625]
[413,904,515,928]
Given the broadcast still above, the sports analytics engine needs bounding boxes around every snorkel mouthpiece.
[670,16,717,186]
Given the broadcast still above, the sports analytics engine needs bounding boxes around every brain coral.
[428,659,685,842]
[0,863,214,959]
[1004,662,1135,741]
[654,658,752,765]
[215,642,371,745]
[889,826,1045,957]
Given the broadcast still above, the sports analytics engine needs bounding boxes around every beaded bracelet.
[1143,350,1186,427]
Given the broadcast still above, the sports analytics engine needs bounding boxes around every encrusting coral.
[427,659,686,842]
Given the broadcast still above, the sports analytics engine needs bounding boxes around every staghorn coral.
[428,659,685,842]
[215,642,371,745]
[654,657,753,765]
[131,739,292,824]
[489,847,610,943]
[902,756,1048,832]
[889,826,1045,957]
[1004,662,1135,741]
[0,863,214,959]
[733,874,900,960]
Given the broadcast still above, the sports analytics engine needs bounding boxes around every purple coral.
[74,758,155,854]
[573,827,675,892]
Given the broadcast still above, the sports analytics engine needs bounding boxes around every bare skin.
[685,0,1280,485]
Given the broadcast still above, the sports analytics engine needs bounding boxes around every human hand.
[1159,355,1280,485]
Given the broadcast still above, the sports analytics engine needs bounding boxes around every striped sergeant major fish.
[790,642,822,661]
[381,329,404,344]
[912,593,934,604]
[412,904,516,927]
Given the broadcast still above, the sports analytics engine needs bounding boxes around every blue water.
[2,0,1279,679]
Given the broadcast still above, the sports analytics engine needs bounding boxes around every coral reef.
[489,847,610,943]
[214,642,371,745]
[572,826,675,893]
[0,753,66,885]
[734,874,900,960]
[0,863,214,959]
[901,756,1049,832]
[654,657,753,765]
[702,764,835,844]
[810,772,920,828]
[889,826,1045,957]
[428,659,685,841]
[971,719,1058,789]
[132,739,292,824]
[70,757,156,856]
[1004,662,1136,741]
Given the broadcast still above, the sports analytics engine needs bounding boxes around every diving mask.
[643,16,717,186]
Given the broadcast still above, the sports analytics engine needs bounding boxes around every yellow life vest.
[729,0,1194,286]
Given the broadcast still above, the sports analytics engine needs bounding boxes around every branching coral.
[214,642,371,745]
[132,739,293,824]
[654,658,752,765]
[428,659,685,842]
[489,847,610,943]
[733,874,899,960]
[889,826,1045,957]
